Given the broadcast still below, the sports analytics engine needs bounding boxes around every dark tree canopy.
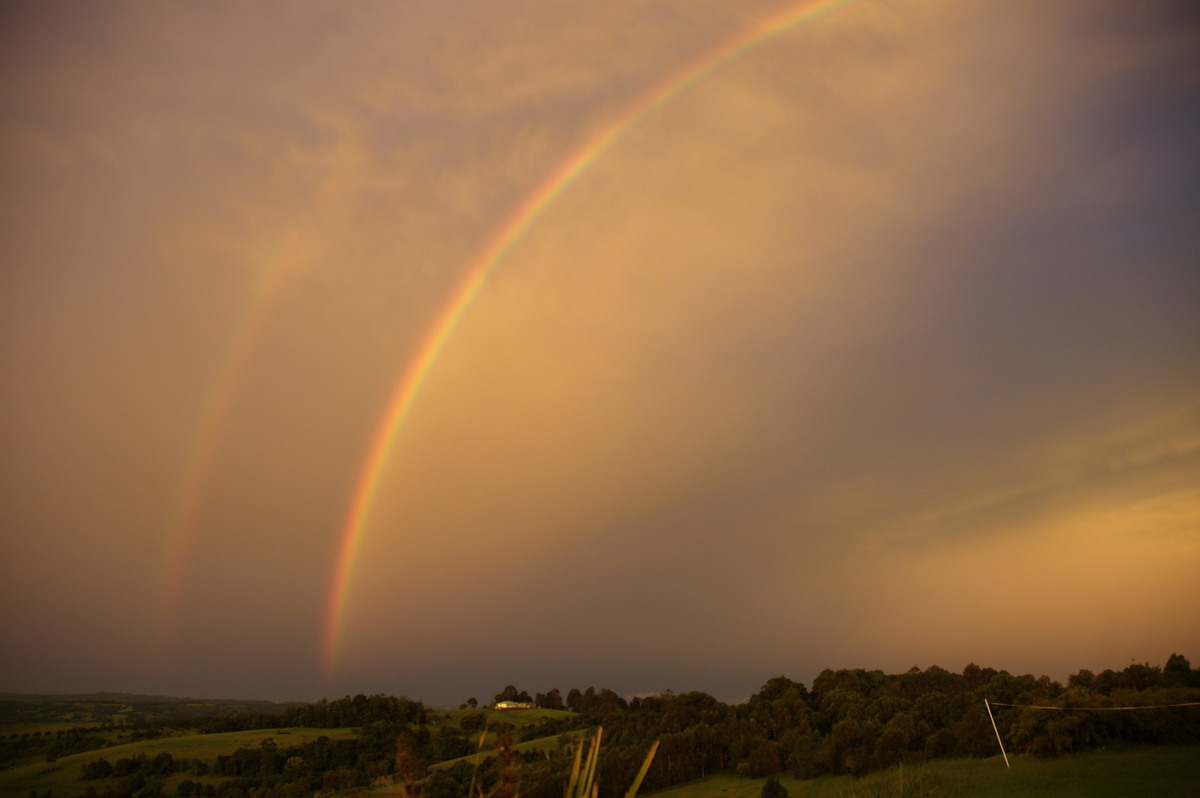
[18,654,1200,798]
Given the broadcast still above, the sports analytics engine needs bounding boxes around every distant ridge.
[0,691,302,705]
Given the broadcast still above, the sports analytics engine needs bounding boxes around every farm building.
[494,700,537,710]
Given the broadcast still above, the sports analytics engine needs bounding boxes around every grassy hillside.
[647,745,1200,798]
[0,712,572,796]
[0,727,356,797]
[4,725,1197,796]
[429,731,581,771]
[4,676,1197,797]
[428,707,580,769]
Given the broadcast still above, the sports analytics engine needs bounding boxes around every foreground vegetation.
[1,655,1197,797]
[652,745,1200,798]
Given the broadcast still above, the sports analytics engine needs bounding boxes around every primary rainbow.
[321,0,865,676]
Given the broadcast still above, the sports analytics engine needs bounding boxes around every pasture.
[0,727,356,797]
[648,745,1200,798]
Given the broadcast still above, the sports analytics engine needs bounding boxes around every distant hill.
[0,692,297,705]
[0,693,305,726]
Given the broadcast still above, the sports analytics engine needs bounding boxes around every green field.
[647,746,1200,798]
[0,726,356,797]
[429,707,580,769]
[4,698,1197,798]
[0,706,574,796]
[4,732,1197,797]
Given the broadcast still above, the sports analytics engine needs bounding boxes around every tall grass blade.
[564,727,658,798]
[566,727,602,798]
[565,735,586,797]
[581,727,602,797]
[469,719,489,798]
[624,739,659,798]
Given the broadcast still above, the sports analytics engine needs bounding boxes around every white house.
[494,700,537,710]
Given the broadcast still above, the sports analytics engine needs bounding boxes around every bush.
[761,776,788,798]
[81,758,113,780]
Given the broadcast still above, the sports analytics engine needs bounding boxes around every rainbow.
[321,0,866,676]
[154,128,365,658]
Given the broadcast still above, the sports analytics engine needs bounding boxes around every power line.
[984,697,1200,768]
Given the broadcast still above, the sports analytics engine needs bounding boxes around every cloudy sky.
[2,0,1198,706]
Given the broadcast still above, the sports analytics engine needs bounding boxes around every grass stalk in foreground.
[565,727,659,798]
[468,719,489,798]
[625,739,660,798]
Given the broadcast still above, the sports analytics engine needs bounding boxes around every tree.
[1117,662,1162,691]
[426,761,475,798]
[747,740,782,777]
[874,712,915,768]
[81,758,113,780]
[466,697,478,709]
[818,718,867,775]
[494,685,522,704]
[761,776,788,798]
[755,677,808,705]
[394,734,419,797]
[1068,669,1097,692]
[150,752,175,776]
[789,732,820,779]
[461,712,486,732]
[1164,653,1193,687]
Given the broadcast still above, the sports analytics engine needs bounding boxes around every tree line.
[52,654,1200,798]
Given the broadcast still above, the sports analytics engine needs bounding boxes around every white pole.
[985,698,1011,769]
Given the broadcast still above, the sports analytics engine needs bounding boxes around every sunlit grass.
[429,730,585,770]
[645,746,1200,798]
[0,727,357,796]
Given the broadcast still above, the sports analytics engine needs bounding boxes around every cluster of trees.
[574,657,1198,792]
[0,696,298,728]
[205,733,395,792]
[81,753,180,780]
[53,654,1200,798]
[276,694,426,729]
[189,694,427,735]
[468,656,1200,795]
[1,726,115,764]
[77,752,182,796]
[30,697,428,798]
[486,686,630,715]
[73,732,409,798]
[1067,654,1197,692]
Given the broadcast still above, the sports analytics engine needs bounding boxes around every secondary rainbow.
[154,128,365,659]
[322,0,866,676]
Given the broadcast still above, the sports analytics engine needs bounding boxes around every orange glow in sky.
[1,0,1197,704]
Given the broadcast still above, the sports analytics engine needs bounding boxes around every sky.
[2,0,1198,707]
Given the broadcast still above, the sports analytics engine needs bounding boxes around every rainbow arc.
[322,0,865,676]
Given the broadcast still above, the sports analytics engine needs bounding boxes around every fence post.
[985,698,1011,769]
